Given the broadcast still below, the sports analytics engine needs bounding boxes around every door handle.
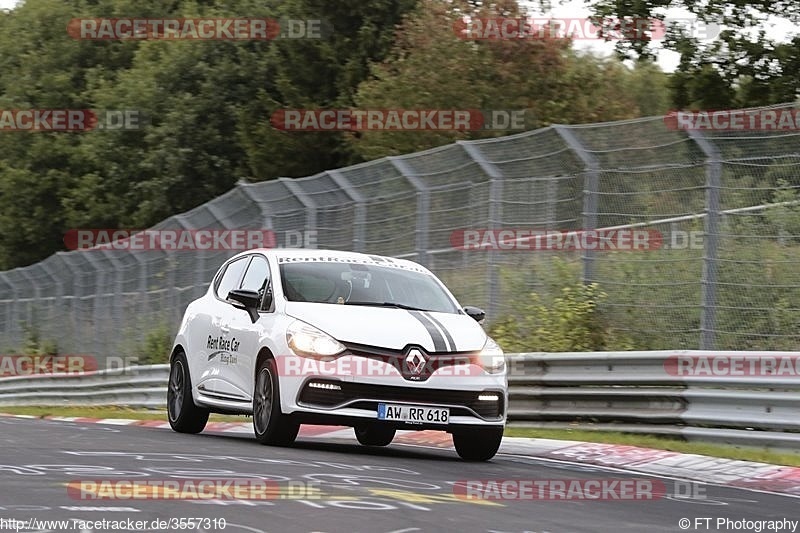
[220,325,231,334]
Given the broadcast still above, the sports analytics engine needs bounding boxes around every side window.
[240,257,272,309]
[215,258,248,300]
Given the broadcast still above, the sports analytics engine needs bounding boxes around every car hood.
[284,302,487,352]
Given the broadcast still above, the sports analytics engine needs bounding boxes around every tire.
[354,424,396,446]
[253,357,299,446]
[167,351,210,434]
[453,427,504,461]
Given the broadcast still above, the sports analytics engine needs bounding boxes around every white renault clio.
[168,249,507,460]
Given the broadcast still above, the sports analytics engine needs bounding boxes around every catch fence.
[1,104,799,362]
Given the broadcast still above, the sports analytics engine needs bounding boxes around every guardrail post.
[389,157,430,267]
[554,126,600,283]
[458,141,504,319]
[688,130,722,350]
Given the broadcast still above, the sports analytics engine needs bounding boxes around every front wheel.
[167,351,209,434]
[253,358,299,446]
[452,427,504,461]
[354,424,396,446]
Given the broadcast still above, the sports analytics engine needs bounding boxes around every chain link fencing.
[1,103,799,365]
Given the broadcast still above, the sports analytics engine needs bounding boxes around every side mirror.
[227,289,261,323]
[463,306,486,323]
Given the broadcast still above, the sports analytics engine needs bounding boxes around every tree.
[347,0,666,159]
[586,0,800,107]
[0,0,419,267]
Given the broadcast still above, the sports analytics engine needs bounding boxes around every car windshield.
[279,260,459,313]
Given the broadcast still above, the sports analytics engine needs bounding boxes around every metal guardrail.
[0,352,798,449]
[506,351,800,450]
[0,364,169,408]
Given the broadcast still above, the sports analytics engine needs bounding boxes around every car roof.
[233,248,431,273]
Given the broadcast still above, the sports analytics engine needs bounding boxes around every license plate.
[377,403,449,425]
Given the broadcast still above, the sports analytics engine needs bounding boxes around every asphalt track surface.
[0,416,797,533]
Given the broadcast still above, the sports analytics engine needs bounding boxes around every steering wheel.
[326,280,352,303]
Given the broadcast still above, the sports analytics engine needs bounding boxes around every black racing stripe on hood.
[408,310,447,352]
[423,312,456,351]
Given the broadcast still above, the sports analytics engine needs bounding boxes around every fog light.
[308,382,342,391]
[478,393,500,401]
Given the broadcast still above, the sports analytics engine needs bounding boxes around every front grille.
[297,380,504,420]
[342,342,479,382]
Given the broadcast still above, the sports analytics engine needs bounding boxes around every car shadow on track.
[187,429,463,462]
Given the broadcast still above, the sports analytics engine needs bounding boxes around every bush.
[21,325,58,355]
[488,281,634,352]
[136,323,174,365]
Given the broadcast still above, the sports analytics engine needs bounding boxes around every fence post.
[280,178,318,249]
[5,272,22,349]
[61,254,90,357]
[17,269,35,348]
[165,217,195,328]
[108,254,126,360]
[21,269,39,334]
[39,260,65,353]
[458,140,504,319]
[327,170,366,253]
[688,130,722,350]
[81,252,107,358]
[0,273,13,344]
[175,212,210,302]
[389,157,430,267]
[237,181,275,247]
[554,125,600,283]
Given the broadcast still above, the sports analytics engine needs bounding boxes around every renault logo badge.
[405,348,427,375]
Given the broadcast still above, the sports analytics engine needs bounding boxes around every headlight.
[476,337,506,374]
[286,320,345,358]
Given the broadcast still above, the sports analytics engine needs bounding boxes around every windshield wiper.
[343,301,431,312]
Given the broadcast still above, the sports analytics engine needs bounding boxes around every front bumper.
[297,378,505,420]
[280,344,508,431]
[277,351,508,428]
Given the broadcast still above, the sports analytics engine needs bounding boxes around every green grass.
[0,405,246,422]
[505,427,800,467]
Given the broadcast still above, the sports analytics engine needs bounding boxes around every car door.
[195,256,249,400]
[225,254,274,400]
